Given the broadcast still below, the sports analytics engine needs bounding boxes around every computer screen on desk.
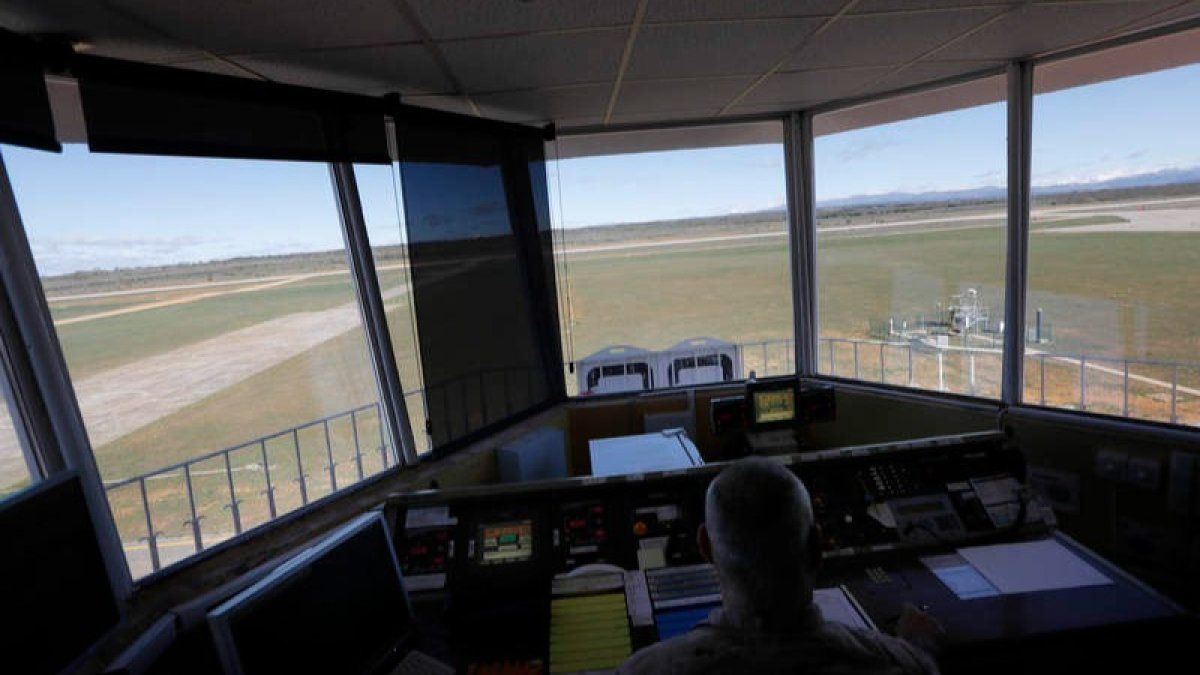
[747,378,797,429]
[209,512,413,675]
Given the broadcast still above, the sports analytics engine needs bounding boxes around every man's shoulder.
[618,626,731,675]
[815,622,940,674]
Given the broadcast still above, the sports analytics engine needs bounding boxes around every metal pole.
[907,345,914,386]
[1171,366,1179,424]
[350,410,365,480]
[259,440,277,520]
[139,477,160,573]
[784,111,819,376]
[183,464,203,553]
[829,340,836,376]
[329,162,417,465]
[761,343,768,377]
[293,428,308,505]
[879,343,886,384]
[1040,354,1047,405]
[223,451,242,536]
[969,353,977,395]
[853,341,860,379]
[323,419,337,492]
[1002,61,1034,405]
[938,352,946,392]
[1123,361,1130,417]
[1079,357,1087,410]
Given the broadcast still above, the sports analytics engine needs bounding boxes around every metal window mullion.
[328,162,417,466]
[0,151,133,598]
[1002,61,1033,406]
[785,112,818,377]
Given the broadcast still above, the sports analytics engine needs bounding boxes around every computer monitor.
[477,519,535,566]
[746,377,798,430]
[0,472,121,675]
[208,512,413,675]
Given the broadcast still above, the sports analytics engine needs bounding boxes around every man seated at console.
[620,457,942,675]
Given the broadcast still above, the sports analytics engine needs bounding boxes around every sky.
[3,63,1200,275]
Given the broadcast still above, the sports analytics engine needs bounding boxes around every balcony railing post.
[1123,360,1130,417]
[1171,366,1179,424]
[907,345,913,386]
[1040,354,1046,405]
[828,340,836,376]
[879,343,886,384]
[259,440,277,520]
[1079,356,1087,410]
[761,343,768,377]
[183,464,203,553]
[293,429,308,506]
[138,477,161,573]
[323,419,337,492]
[223,451,242,536]
[853,341,860,379]
[350,410,365,481]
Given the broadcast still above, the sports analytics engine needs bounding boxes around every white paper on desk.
[815,586,875,631]
[958,539,1112,595]
[624,570,654,627]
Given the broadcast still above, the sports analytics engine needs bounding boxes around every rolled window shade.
[0,30,60,152]
[75,56,389,164]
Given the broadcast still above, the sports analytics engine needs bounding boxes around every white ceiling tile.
[444,30,626,92]
[616,77,756,115]
[107,0,419,55]
[735,66,894,108]
[410,0,638,40]
[646,0,845,22]
[626,19,825,80]
[234,45,451,96]
[788,8,998,70]
[475,84,611,123]
[937,1,1186,61]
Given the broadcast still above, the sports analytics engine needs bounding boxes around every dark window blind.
[0,30,59,152]
[75,56,388,164]
[397,109,561,448]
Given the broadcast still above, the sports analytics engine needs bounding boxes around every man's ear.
[808,524,823,571]
[697,523,713,563]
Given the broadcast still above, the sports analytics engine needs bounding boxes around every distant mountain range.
[814,165,1200,209]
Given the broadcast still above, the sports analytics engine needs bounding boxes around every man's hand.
[895,603,945,653]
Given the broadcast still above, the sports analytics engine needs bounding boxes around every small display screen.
[753,388,796,424]
[478,520,534,566]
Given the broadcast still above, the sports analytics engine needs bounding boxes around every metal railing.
[108,337,1197,576]
[105,390,424,575]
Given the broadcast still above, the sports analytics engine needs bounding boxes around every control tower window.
[3,145,393,578]
[549,122,793,396]
[815,75,1008,399]
[1024,28,1200,425]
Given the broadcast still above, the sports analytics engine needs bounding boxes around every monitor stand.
[744,429,799,455]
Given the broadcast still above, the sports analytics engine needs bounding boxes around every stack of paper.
[645,564,721,610]
[549,592,632,674]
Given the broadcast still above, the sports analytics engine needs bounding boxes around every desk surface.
[589,431,703,477]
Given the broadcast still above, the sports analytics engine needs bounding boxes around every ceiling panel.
[734,66,894,109]
[1117,0,1200,32]
[870,59,1007,93]
[444,30,626,92]
[607,108,724,125]
[854,0,1011,13]
[0,0,194,62]
[787,8,998,70]
[400,94,479,117]
[616,76,756,115]
[234,45,451,96]
[936,1,1186,61]
[475,84,610,123]
[646,0,845,22]
[410,0,638,40]
[626,19,824,80]
[167,58,252,78]
[108,0,419,55]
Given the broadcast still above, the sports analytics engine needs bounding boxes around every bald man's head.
[702,458,819,621]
